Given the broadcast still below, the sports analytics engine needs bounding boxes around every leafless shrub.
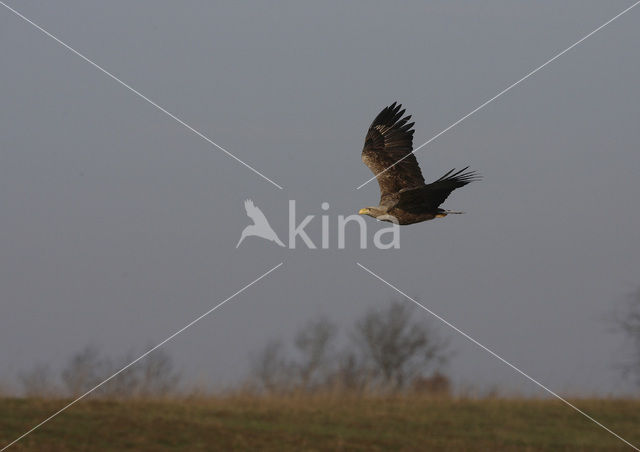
[293,317,336,391]
[101,351,140,398]
[250,339,294,394]
[327,350,371,393]
[251,319,340,394]
[19,363,58,398]
[60,345,180,398]
[613,288,640,388]
[61,345,108,397]
[412,371,451,396]
[136,349,181,397]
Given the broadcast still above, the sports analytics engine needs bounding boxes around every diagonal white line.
[357,1,640,190]
[0,262,283,452]
[0,1,283,190]
[356,262,639,451]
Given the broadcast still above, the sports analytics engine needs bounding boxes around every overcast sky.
[2,0,640,396]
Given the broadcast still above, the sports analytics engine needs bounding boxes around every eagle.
[359,102,480,225]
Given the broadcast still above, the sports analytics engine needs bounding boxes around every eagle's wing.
[362,102,423,204]
[244,199,270,227]
[396,167,480,210]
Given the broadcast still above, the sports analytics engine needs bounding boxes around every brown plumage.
[360,102,480,225]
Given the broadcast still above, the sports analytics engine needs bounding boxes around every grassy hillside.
[1,396,639,451]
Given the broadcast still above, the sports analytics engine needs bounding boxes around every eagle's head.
[358,206,389,219]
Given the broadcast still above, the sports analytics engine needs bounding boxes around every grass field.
[1,396,639,451]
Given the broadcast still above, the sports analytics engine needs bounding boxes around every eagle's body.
[359,103,480,225]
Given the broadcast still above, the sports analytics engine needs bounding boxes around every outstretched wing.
[244,199,270,227]
[361,102,424,204]
[397,167,481,210]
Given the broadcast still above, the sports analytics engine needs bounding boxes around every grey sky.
[1,0,640,396]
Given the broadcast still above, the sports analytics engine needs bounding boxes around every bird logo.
[236,199,285,248]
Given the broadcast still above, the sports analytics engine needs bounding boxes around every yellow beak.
[358,208,369,215]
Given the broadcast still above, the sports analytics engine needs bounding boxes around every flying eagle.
[359,102,480,225]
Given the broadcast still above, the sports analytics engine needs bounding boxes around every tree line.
[17,301,451,398]
[249,301,450,395]
[15,289,640,398]
[19,345,180,399]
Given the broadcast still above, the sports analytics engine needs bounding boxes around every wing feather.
[396,168,481,210]
[361,102,424,203]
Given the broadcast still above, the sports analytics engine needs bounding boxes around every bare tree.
[250,339,293,393]
[329,350,370,392]
[19,363,58,398]
[61,345,181,398]
[61,345,108,397]
[245,303,452,394]
[137,349,181,397]
[351,300,450,391]
[614,288,640,388]
[293,317,336,391]
[101,351,140,398]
